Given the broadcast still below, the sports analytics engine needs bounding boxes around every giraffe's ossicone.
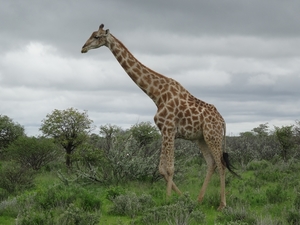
[81,24,239,210]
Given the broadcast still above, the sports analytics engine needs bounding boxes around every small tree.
[6,136,61,170]
[129,122,160,148]
[252,123,269,137]
[40,108,94,167]
[294,120,300,146]
[0,115,25,151]
[99,124,123,153]
[274,125,295,161]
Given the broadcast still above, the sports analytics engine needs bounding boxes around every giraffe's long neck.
[106,34,178,107]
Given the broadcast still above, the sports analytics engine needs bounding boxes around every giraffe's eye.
[94,36,100,39]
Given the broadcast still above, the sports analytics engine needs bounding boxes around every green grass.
[0,216,15,225]
[1,159,300,224]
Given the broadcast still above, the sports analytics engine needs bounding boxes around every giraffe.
[81,24,238,210]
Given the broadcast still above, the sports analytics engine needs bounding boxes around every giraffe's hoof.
[217,204,226,211]
[197,196,203,203]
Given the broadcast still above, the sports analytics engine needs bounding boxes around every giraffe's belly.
[175,123,203,140]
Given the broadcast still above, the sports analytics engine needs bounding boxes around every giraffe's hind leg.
[197,142,216,202]
[198,139,226,210]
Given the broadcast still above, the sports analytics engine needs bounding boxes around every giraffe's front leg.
[159,135,181,196]
[159,160,182,195]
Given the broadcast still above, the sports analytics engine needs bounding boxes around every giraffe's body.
[81,24,237,210]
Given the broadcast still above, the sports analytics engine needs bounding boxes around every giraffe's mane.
[110,34,168,80]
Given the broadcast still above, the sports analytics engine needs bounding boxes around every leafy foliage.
[73,122,199,185]
[1,117,300,224]
[99,124,123,153]
[0,115,25,152]
[274,125,295,161]
[15,182,101,225]
[216,206,256,225]
[130,121,160,147]
[109,192,154,218]
[74,129,161,184]
[227,123,285,166]
[40,108,94,167]
[0,162,35,193]
[5,136,61,170]
[266,184,288,204]
[141,193,206,225]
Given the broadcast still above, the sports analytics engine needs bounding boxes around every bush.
[34,183,102,211]
[266,185,288,204]
[286,208,300,225]
[73,130,162,185]
[16,182,101,225]
[246,160,271,171]
[16,210,54,225]
[110,192,154,218]
[106,186,126,201]
[0,188,9,201]
[141,193,205,225]
[254,168,282,183]
[216,206,256,225]
[294,192,300,210]
[16,205,101,225]
[246,191,267,206]
[6,136,61,170]
[0,162,35,193]
[58,204,100,225]
[0,197,18,217]
[74,122,199,185]
[0,115,25,151]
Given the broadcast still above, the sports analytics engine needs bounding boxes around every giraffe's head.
[81,24,110,53]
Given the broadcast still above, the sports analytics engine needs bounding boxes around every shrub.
[16,204,101,225]
[255,216,284,225]
[0,162,35,193]
[0,188,9,201]
[34,183,102,211]
[216,206,256,225]
[73,132,162,184]
[106,186,126,201]
[244,189,267,206]
[16,210,54,225]
[0,197,18,217]
[0,115,25,151]
[58,204,100,225]
[254,168,282,182]
[6,136,61,170]
[246,160,271,171]
[215,222,249,225]
[286,209,300,225]
[294,192,300,210]
[110,192,154,218]
[16,182,101,225]
[266,185,287,204]
[141,193,205,225]
[74,123,199,185]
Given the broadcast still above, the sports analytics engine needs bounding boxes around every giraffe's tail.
[222,122,241,179]
[223,152,241,179]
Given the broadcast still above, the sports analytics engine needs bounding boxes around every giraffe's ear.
[99,24,104,30]
[105,29,110,35]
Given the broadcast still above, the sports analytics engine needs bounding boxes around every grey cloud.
[1,0,300,136]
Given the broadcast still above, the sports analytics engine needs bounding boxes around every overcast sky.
[1,0,300,136]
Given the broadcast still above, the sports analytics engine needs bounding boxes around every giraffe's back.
[174,96,225,141]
